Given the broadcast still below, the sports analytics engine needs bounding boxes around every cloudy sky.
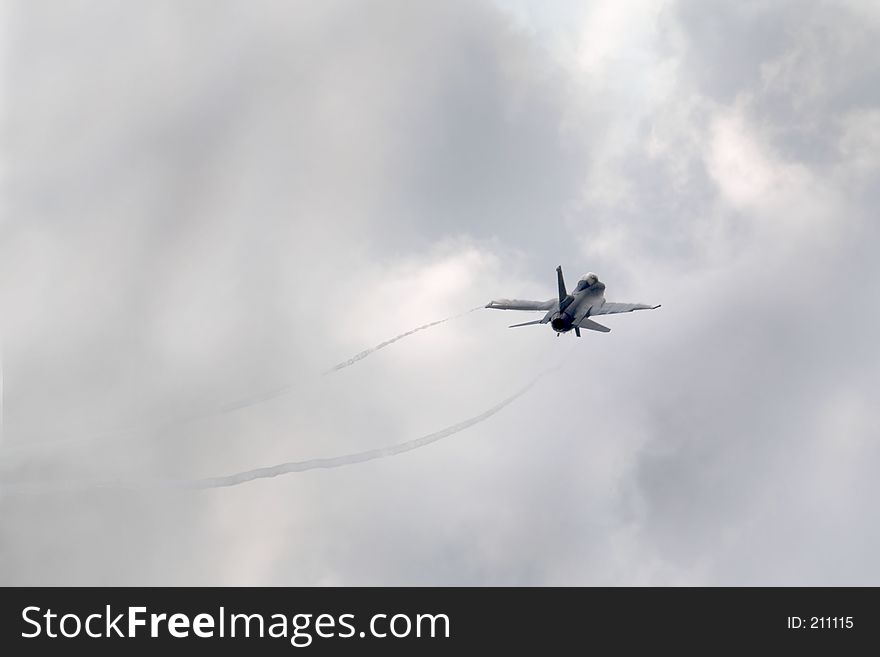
[1,0,878,585]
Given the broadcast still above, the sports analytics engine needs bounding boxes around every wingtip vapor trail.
[1,351,564,494]
[322,306,484,375]
[0,307,484,458]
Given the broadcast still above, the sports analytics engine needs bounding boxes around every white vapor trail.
[0,307,482,458]
[184,363,555,489]
[0,360,562,494]
[201,306,484,416]
[323,306,483,374]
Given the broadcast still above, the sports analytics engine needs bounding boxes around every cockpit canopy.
[575,272,599,291]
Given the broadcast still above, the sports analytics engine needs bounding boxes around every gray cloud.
[1,0,878,585]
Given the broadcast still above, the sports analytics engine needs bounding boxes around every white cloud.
[2,0,879,586]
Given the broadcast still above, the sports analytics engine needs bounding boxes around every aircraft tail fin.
[556,265,567,307]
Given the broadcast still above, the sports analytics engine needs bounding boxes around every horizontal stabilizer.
[508,319,544,328]
[578,318,611,333]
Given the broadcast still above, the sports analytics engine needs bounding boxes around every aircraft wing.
[485,298,556,311]
[590,301,661,315]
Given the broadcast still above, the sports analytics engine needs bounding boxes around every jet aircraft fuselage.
[485,266,660,337]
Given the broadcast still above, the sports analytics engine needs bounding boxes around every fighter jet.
[486,266,660,336]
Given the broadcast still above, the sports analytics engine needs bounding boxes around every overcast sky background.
[1,0,878,585]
